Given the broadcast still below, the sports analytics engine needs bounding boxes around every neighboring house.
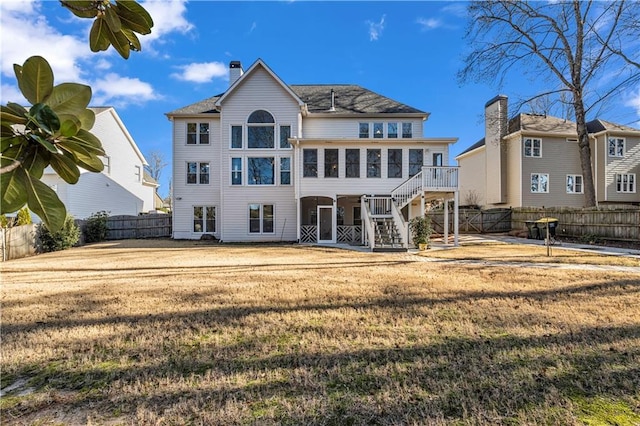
[456,95,640,208]
[41,107,158,220]
[166,59,460,249]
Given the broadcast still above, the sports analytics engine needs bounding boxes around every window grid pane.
[248,126,275,148]
[199,163,210,184]
[280,125,291,149]
[199,123,209,144]
[231,126,243,149]
[409,149,423,177]
[325,149,339,178]
[359,123,369,138]
[280,157,291,185]
[373,123,383,138]
[193,206,203,232]
[346,149,360,178]
[388,149,402,178]
[205,207,216,233]
[387,123,398,138]
[187,162,197,184]
[247,158,275,185]
[367,149,381,178]
[187,123,197,144]
[303,149,318,177]
[402,122,412,138]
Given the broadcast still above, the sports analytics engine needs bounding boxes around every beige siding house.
[457,96,639,208]
[167,59,460,250]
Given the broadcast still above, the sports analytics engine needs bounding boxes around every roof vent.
[329,89,336,112]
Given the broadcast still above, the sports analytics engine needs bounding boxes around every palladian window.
[247,110,275,148]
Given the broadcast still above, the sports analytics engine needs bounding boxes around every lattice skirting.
[300,225,317,243]
[337,225,362,243]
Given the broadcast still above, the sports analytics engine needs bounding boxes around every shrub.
[37,215,80,252]
[16,207,32,226]
[84,211,109,243]
[409,215,433,248]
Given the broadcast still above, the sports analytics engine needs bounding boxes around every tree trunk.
[573,99,597,207]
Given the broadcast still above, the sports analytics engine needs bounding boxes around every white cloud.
[249,22,257,34]
[624,87,640,117]
[367,15,386,41]
[417,17,443,31]
[171,62,228,83]
[441,3,468,18]
[140,0,194,44]
[92,73,160,106]
[0,84,27,105]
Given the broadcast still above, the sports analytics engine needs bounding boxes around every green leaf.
[71,129,105,154]
[0,167,28,214]
[1,104,28,125]
[22,147,50,179]
[1,144,24,168]
[121,28,141,51]
[6,102,28,117]
[22,168,67,232]
[28,134,58,154]
[90,18,111,52]
[104,5,122,33]
[17,56,54,104]
[49,152,80,184]
[117,1,153,30]
[106,27,132,59]
[45,83,92,117]
[29,103,61,135]
[116,2,152,35]
[59,119,79,137]
[58,139,105,172]
[62,0,99,18]
[78,109,96,130]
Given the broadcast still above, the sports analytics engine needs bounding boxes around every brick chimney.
[229,61,243,86]
[484,95,508,204]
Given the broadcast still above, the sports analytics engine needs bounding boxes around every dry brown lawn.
[1,239,639,425]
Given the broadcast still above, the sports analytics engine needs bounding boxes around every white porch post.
[296,197,301,242]
[444,197,449,245]
[420,194,425,216]
[454,190,459,246]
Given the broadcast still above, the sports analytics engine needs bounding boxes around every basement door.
[317,205,335,243]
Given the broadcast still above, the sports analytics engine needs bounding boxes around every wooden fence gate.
[106,215,172,239]
[426,208,512,234]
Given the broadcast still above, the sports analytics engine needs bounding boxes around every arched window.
[248,110,275,148]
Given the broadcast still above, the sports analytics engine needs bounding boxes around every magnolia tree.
[0,0,153,231]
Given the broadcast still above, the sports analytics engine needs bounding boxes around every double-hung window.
[367,149,381,178]
[247,157,275,185]
[531,173,549,193]
[231,158,243,185]
[388,149,402,178]
[247,110,275,148]
[187,123,209,145]
[280,157,291,185]
[346,149,360,178]
[616,174,636,193]
[303,149,318,177]
[193,206,215,233]
[324,149,338,178]
[249,204,274,234]
[231,125,243,149]
[566,174,583,194]
[608,137,625,157]
[187,162,209,184]
[524,138,542,157]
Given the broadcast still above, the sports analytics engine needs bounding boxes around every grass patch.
[422,242,640,267]
[1,240,639,424]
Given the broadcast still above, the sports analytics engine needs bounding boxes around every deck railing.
[391,172,424,209]
[367,196,393,217]
[422,166,459,190]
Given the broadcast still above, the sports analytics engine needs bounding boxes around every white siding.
[302,117,424,139]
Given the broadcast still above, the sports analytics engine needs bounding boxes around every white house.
[41,107,158,220]
[166,59,459,250]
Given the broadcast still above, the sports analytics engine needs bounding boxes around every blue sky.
[2,1,639,197]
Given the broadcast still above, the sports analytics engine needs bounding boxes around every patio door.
[317,206,335,243]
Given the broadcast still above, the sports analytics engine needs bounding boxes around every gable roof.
[214,58,304,108]
[167,59,426,117]
[456,138,485,159]
[92,107,148,166]
[507,113,577,135]
[586,119,640,134]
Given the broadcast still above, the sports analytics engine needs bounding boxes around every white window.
[373,122,384,138]
[387,123,398,138]
[247,157,275,185]
[524,138,542,157]
[608,137,625,157]
[247,110,275,149]
[187,122,210,145]
[566,174,583,194]
[324,149,339,178]
[401,122,412,138]
[280,125,291,149]
[101,156,110,174]
[531,173,549,193]
[249,204,274,234]
[193,206,216,233]
[187,162,210,185]
[231,125,242,149]
[303,149,318,177]
[616,173,636,193]
[134,165,141,182]
[280,157,291,185]
[231,158,242,185]
[359,122,369,138]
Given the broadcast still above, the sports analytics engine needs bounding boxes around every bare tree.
[145,150,168,183]
[459,0,640,207]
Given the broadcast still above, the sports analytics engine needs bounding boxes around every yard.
[1,240,639,425]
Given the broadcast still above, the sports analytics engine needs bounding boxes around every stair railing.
[361,196,376,251]
[390,201,408,248]
[391,171,423,209]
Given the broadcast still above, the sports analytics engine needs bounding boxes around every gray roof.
[508,113,577,135]
[586,119,640,133]
[167,84,424,116]
[457,138,485,157]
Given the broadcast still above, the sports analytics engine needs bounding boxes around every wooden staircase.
[373,218,405,252]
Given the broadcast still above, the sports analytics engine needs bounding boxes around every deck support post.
[454,191,459,247]
[444,197,449,244]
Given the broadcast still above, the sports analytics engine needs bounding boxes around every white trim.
[317,205,335,243]
[566,174,584,194]
[523,137,542,158]
[530,173,549,193]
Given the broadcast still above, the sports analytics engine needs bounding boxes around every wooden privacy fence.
[1,224,37,262]
[106,215,172,240]
[512,207,640,242]
[426,208,512,234]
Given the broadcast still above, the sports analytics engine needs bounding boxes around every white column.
[296,197,301,242]
[454,190,459,246]
[420,194,425,216]
[444,197,449,244]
